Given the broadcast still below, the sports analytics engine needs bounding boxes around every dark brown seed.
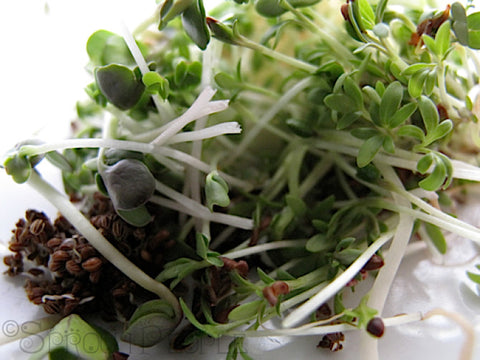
[27,287,45,301]
[89,270,102,284]
[112,351,130,360]
[316,303,332,321]
[82,257,103,272]
[65,260,83,275]
[90,214,112,230]
[27,268,44,277]
[51,250,70,262]
[317,332,345,351]
[63,299,80,315]
[29,219,46,235]
[271,281,289,296]
[59,238,76,251]
[48,259,64,272]
[262,286,277,306]
[140,249,152,262]
[363,254,384,271]
[9,242,25,253]
[367,317,385,337]
[43,300,62,314]
[79,245,97,260]
[46,237,62,250]
[133,228,146,241]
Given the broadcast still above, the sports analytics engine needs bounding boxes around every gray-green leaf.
[182,0,210,50]
[205,170,230,211]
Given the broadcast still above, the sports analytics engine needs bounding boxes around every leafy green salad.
[2,0,480,359]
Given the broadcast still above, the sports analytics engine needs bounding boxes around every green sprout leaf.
[434,21,451,58]
[101,159,156,211]
[182,0,210,50]
[379,81,403,126]
[196,232,209,259]
[408,69,429,98]
[467,266,480,285]
[206,17,239,45]
[159,0,195,29]
[424,222,447,254]
[29,314,118,360]
[4,154,32,184]
[419,158,447,191]
[388,102,417,128]
[45,151,73,172]
[86,30,136,66]
[343,295,377,329]
[116,205,154,227]
[418,95,439,134]
[143,71,170,99]
[122,299,178,347]
[452,2,469,45]
[357,134,384,167]
[205,170,230,211]
[95,64,145,110]
[255,0,322,18]
[228,300,264,322]
[416,153,435,174]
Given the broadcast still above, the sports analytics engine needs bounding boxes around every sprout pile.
[2,0,480,359]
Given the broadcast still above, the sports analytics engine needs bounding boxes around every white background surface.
[0,1,480,359]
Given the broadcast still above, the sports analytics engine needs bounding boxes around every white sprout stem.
[393,186,480,235]
[282,230,395,328]
[150,87,229,146]
[19,138,252,190]
[19,138,155,156]
[150,195,253,230]
[154,181,254,230]
[423,309,475,360]
[121,22,173,118]
[26,171,182,320]
[367,163,414,315]
[359,163,415,360]
[230,312,422,338]
[154,147,252,189]
[165,122,242,144]
[226,77,313,164]
[314,134,480,182]
[223,240,308,259]
[381,200,480,244]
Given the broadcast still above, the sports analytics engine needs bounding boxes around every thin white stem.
[154,147,252,189]
[394,186,480,234]
[150,196,253,230]
[314,133,480,182]
[223,239,307,259]
[282,230,395,328]
[423,309,475,360]
[230,312,422,337]
[226,77,313,164]
[381,200,480,244]
[153,182,254,230]
[359,163,415,360]
[150,87,229,146]
[165,122,241,144]
[121,22,173,119]
[19,138,154,156]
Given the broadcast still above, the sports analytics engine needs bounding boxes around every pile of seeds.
[3,193,175,320]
